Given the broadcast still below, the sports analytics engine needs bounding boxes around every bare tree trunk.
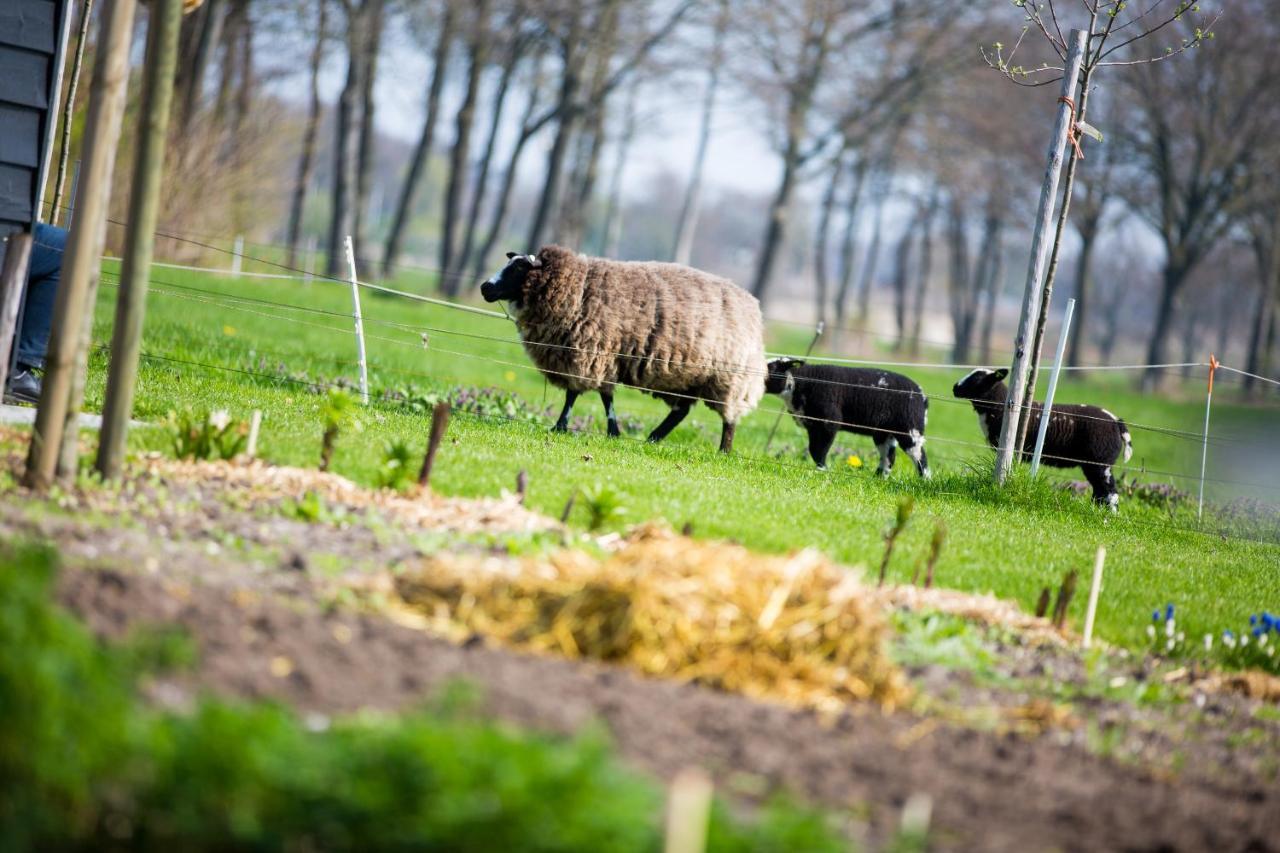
[600,77,640,257]
[1245,218,1279,396]
[670,0,727,265]
[1065,198,1101,370]
[51,0,95,222]
[948,199,982,362]
[177,0,224,133]
[326,2,369,277]
[382,3,457,277]
[1142,260,1190,389]
[978,219,1004,364]
[812,154,846,329]
[750,133,802,307]
[286,0,327,269]
[233,12,253,135]
[830,157,867,350]
[892,220,915,345]
[439,0,491,296]
[526,17,586,251]
[213,0,244,124]
[908,194,938,355]
[856,175,888,333]
[456,35,524,285]
[471,55,545,280]
[352,0,385,265]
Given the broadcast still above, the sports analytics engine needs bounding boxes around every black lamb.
[952,368,1133,509]
[764,358,930,477]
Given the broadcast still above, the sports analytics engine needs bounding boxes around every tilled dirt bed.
[2,450,1277,852]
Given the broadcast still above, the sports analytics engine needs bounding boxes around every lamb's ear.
[788,359,807,369]
[993,368,1009,381]
[505,251,518,260]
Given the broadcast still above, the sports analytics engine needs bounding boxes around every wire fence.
[22,217,1280,529]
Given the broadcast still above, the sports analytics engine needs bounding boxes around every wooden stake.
[417,401,450,486]
[516,469,528,504]
[231,234,244,276]
[51,0,96,223]
[993,30,1086,486]
[1034,587,1051,619]
[246,409,262,457]
[663,767,713,853]
[97,0,185,480]
[25,0,138,490]
[0,234,34,397]
[1052,568,1078,630]
[1082,545,1106,649]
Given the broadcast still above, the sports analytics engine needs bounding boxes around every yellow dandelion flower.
[223,325,236,336]
[847,455,863,468]
[504,370,516,382]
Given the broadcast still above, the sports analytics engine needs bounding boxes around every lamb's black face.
[480,252,541,304]
[952,368,1008,400]
[765,358,805,395]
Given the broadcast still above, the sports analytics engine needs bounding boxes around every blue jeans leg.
[16,222,67,370]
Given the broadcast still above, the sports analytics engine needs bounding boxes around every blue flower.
[1152,610,1161,622]
[1253,627,1265,638]
[1166,604,1175,621]
[1251,614,1258,626]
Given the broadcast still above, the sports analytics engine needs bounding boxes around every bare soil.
[2,447,1277,852]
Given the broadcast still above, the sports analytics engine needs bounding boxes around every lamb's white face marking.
[1100,408,1119,422]
[876,376,888,387]
[957,368,994,388]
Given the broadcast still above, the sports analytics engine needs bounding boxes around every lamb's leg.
[1082,464,1118,511]
[600,390,620,437]
[552,390,580,433]
[806,426,838,469]
[718,420,736,454]
[647,401,691,443]
[874,436,898,477]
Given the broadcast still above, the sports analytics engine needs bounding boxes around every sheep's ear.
[789,359,806,369]
[505,251,518,260]
[993,368,1009,381]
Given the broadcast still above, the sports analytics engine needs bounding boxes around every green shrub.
[0,543,849,851]
[166,408,249,460]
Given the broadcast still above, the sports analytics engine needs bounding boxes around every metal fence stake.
[343,234,369,405]
[1197,354,1218,521]
[1030,297,1075,476]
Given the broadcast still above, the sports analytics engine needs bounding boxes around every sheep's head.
[764,358,805,395]
[480,252,542,305]
[952,368,1008,401]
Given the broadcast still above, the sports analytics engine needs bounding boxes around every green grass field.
[68,256,1280,653]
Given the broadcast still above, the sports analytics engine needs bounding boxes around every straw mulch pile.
[394,524,909,713]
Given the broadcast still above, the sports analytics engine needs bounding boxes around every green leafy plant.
[167,408,249,461]
[579,483,627,532]
[375,439,416,492]
[319,388,362,472]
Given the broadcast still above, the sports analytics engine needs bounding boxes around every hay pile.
[394,524,909,712]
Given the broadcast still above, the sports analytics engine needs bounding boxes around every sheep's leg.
[647,401,691,443]
[718,421,737,454]
[874,437,898,477]
[600,390,620,437]
[900,430,931,479]
[552,390,580,433]
[806,426,838,469]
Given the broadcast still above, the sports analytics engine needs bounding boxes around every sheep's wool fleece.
[516,246,765,423]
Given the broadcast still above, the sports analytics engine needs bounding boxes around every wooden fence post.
[0,234,34,397]
[97,0,185,479]
[993,29,1086,485]
[25,0,138,490]
[1197,355,1218,521]
[1030,297,1075,476]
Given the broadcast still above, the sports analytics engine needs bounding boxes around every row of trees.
[89,0,1280,390]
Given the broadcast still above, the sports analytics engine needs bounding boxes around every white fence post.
[1197,355,1219,521]
[231,233,244,277]
[343,234,370,405]
[1082,545,1106,649]
[1030,297,1075,476]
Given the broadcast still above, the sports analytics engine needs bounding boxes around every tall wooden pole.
[97,0,185,479]
[51,0,97,223]
[0,234,35,396]
[993,29,1086,485]
[25,0,138,490]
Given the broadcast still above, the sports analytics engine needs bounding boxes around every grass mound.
[395,524,910,712]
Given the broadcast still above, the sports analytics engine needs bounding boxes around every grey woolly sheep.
[952,368,1133,509]
[764,358,931,477]
[480,246,766,453]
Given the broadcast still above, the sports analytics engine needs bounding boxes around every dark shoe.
[4,367,41,405]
